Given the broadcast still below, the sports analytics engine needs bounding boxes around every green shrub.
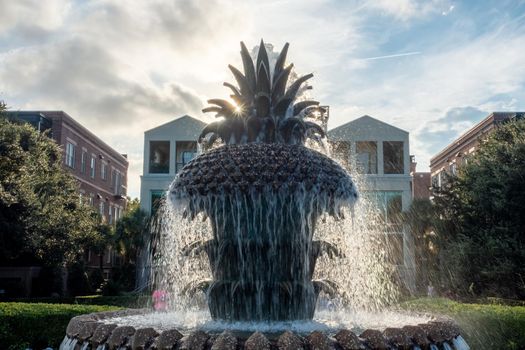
[74,294,150,308]
[101,279,123,296]
[401,298,525,349]
[0,302,120,350]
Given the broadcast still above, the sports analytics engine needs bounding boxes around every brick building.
[5,110,129,282]
[430,112,524,189]
[410,155,431,200]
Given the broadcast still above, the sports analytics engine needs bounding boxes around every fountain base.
[60,309,470,350]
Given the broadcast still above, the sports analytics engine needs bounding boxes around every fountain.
[60,41,469,350]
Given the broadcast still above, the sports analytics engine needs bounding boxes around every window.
[88,193,94,206]
[330,141,351,169]
[108,204,113,224]
[438,171,445,187]
[101,162,108,180]
[90,156,96,178]
[176,141,198,172]
[81,151,87,173]
[383,233,404,266]
[182,151,196,165]
[151,190,165,214]
[65,142,76,168]
[383,141,404,174]
[99,201,105,219]
[110,169,115,188]
[113,170,123,195]
[149,141,170,173]
[450,163,457,176]
[366,191,404,266]
[106,247,112,264]
[356,141,377,174]
[374,191,403,226]
[431,174,439,188]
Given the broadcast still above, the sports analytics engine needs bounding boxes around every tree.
[0,116,101,268]
[404,198,439,292]
[112,198,149,290]
[114,198,148,264]
[432,118,525,299]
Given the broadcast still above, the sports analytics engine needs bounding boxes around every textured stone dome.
[170,143,357,202]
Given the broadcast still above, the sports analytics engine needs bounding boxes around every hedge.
[0,302,120,350]
[1,294,151,307]
[401,298,525,350]
[74,294,150,307]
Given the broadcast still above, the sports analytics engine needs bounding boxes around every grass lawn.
[401,297,525,350]
[0,302,121,350]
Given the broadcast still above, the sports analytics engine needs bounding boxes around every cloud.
[327,15,525,170]
[438,106,487,124]
[407,106,488,170]
[0,39,203,128]
[0,0,70,40]
[1,0,525,195]
[364,0,454,21]
[0,0,252,197]
[416,106,487,148]
[363,52,422,61]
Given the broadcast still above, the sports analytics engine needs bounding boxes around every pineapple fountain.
[60,41,470,350]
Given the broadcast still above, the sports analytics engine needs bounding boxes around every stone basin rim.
[63,308,465,350]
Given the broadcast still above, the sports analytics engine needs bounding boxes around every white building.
[328,115,415,291]
[140,115,206,213]
[139,114,416,291]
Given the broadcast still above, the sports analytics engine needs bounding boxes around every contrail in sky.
[363,51,422,60]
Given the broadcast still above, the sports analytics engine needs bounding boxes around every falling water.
[453,335,471,350]
[58,337,78,350]
[147,148,401,323]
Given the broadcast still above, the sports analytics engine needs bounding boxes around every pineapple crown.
[199,40,326,147]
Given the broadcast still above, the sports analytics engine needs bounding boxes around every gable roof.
[145,115,207,134]
[328,115,408,141]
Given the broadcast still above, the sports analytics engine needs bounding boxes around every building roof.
[328,115,408,141]
[430,111,524,167]
[145,115,207,133]
[48,111,129,164]
[145,115,207,141]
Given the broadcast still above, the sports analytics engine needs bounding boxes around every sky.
[1,0,525,198]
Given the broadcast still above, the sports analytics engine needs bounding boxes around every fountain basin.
[60,308,469,350]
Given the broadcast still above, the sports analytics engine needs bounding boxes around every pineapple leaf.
[271,64,293,105]
[240,41,256,93]
[273,42,289,85]
[202,106,224,118]
[293,100,320,117]
[199,121,221,142]
[207,99,237,118]
[304,120,325,138]
[256,62,271,97]
[256,39,271,84]
[228,64,253,99]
